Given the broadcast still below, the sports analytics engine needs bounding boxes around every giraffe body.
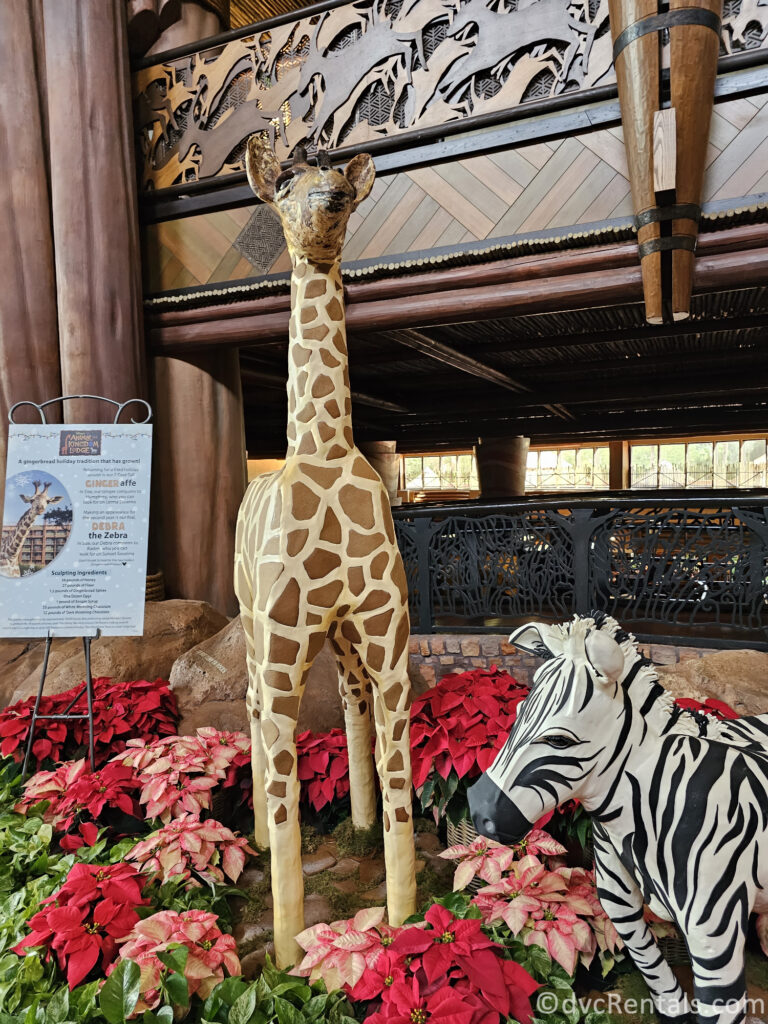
[234,139,416,966]
[0,481,62,578]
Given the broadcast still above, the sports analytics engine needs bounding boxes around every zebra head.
[468,616,626,845]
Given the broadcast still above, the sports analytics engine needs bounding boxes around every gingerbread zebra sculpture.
[234,137,416,966]
[469,613,768,1024]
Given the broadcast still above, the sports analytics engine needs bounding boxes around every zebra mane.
[585,611,727,741]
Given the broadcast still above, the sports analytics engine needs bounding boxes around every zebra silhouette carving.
[468,613,768,1024]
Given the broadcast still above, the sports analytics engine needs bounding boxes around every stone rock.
[240,942,275,979]
[358,857,385,886]
[303,893,332,927]
[0,600,228,710]
[362,881,388,901]
[330,857,360,877]
[302,847,337,876]
[331,878,358,894]
[169,615,345,735]
[414,832,442,853]
[239,864,265,889]
[234,912,273,947]
[657,649,768,716]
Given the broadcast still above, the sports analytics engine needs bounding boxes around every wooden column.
[43,0,145,424]
[475,436,530,497]
[0,1,62,510]
[609,441,630,490]
[142,0,247,616]
[153,355,246,616]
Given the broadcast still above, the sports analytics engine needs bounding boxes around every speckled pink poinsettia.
[125,813,256,887]
[111,729,250,822]
[112,909,241,1012]
[439,829,566,891]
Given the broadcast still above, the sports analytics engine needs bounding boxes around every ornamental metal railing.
[392,491,768,648]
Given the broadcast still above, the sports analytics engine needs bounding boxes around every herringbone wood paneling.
[142,95,768,294]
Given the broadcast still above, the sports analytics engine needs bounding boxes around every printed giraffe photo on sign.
[0,472,72,579]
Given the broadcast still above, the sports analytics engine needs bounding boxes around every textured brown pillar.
[143,0,246,615]
[0,1,62,510]
[153,355,246,616]
[43,0,145,424]
[360,441,401,505]
[609,441,630,490]
[475,436,530,498]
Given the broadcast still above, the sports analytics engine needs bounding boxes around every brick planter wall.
[407,633,718,691]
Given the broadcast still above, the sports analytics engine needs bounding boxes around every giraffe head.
[20,481,62,515]
[245,136,375,263]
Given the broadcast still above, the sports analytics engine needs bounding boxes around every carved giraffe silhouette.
[0,481,63,578]
[234,138,417,967]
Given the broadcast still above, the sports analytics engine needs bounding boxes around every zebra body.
[467,614,768,1024]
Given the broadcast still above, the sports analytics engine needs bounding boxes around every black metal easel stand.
[21,631,99,781]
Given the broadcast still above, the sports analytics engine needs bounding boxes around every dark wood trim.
[138,58,768,223]
[240,365,409,413]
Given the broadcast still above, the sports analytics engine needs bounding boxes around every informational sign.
[0,423,152,637]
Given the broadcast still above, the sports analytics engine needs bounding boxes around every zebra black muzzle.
[467,773,533,845]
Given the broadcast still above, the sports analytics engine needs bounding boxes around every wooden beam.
[240,367,409,413]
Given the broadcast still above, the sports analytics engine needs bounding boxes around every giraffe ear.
[345,153,375,207]
[245,133,281,204]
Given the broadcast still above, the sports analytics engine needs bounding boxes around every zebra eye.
[539,734,577,749]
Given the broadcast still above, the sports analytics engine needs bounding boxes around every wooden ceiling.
[229,0,318,28]
[239,279,768,459]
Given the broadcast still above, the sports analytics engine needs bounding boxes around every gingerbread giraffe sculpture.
[234,137,417,967]
[0,481,62,578]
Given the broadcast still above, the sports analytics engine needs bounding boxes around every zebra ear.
[585,630,624,683]
[508,622,563,659]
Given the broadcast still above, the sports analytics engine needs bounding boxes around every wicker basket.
[658,935,690,965]
[145,571,165,602]
[446,818,484,892]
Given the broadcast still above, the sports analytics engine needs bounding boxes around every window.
[526,445,609,491]
[630,438,767,489]
[403,452,479,491]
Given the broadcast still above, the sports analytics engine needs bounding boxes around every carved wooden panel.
[133,0,768,192]
[141,94,768,293]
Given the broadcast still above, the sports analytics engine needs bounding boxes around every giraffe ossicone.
[234,136,417,967]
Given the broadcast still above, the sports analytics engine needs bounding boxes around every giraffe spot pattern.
[339,485,374,529]
[341,620,362,644]
[324,399,340,418]
[348,565,365,595]
[298,434,317,455]
[306,632,326,662]
[352,457,380,481]
[273,749,294,775]
[327,444,348,460]
[267,780,286,797]
[305,278,327,298]
[343,426,354,447]
[370,551,388,579]
[384,682,404,711]
[269,635,300,666]
[318,422,336,443]
[287,529,309,557]
[357,589,389,613]
[306,612,323,625]
[311,375,334,398]
[272,695,301,719]
[390,778,406,789]
[300,307,317,324]
[348,531,384,557]
[302,464,343,488]
[269,577,300,627]
[308,580,344,606]
[331,330,346,355]
[321,507,342,544]
[293,346,311,366]
[327,296,343,321]
[391,613,410,670]
[366,608,393,637]
[303,325,329,341]
[395,808,410,822]
[303,548,341,579]
[262,719,279,747]
[387,751,404,772]
[257,562,283,608]
[320,349,341,368]
[367,643,385,672]
[274,804,287,824]
[291,481,320,520]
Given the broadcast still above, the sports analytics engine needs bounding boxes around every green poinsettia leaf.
[164,969,190,1008]
[99,958,141,1024]
[228,986,257,1024]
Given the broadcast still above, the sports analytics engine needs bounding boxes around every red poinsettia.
[14,862,148,988]
[15,758,142,848]
[297,728,351,811]
[409,667,529,820]
[366,975,475,1024]
[0,678,177,768]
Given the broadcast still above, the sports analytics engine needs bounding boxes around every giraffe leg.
[235,556,269,849]
[332,637,376,828]
[261,626,328,968]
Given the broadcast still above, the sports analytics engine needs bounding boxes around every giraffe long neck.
[0,507,39,564]
[286,258,354,460]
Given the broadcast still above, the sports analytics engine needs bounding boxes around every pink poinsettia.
[113,909,240,1012]
[125,813,256,887]
[295,907,398,990]
[112,729,250,822]
[473,855,570,934]
[439,830,566,891]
